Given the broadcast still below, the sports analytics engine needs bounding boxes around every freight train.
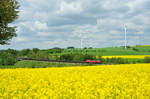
[16,58,101,64]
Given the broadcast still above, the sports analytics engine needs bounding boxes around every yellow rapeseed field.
[0,64,150,98]
[102,55,150,59]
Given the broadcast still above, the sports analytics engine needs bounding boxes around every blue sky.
[1,0,150,50]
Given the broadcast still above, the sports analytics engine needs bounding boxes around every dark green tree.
[0,0,19,45]
[18,49,31,56]
[32,48,40,53]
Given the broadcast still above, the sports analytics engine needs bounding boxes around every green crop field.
[52,45,150,56]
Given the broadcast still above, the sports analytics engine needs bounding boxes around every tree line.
[0,48,101,65]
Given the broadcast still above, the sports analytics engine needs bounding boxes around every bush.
[101,57,129,64]
[60,54,98,61]
[27,51,49,60]
[67,46,75,49]
[126,46,131,48]
[0,52,16,65]
[47,47,63,54]
[60,54,74,61]
[73,55,84,61]
[144,57,150,63]
[132,48,139,51]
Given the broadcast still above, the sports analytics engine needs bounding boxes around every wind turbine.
[124,24,127,49]
[79,31,88,49]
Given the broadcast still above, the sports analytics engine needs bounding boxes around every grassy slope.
[58,46,150,56]
[0,60,89,69]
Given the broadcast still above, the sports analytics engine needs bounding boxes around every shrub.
[132,48,139,51]
[144,57,150,63]
[126,46,131,48]
[101,57,129,64]
[67,46,75,49]
[0,52,16,65]
[73,55,84,61]
[60,54,98,61]
[60,54,74,61]
[27,51,49,60]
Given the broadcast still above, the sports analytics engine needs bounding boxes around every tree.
[32,48,40,53]
[19,49,31,56]
[48,47,63,53]
[67,46,75,49]
[0,0,19,45]
[7,48,18,55]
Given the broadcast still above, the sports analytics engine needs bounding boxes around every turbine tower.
[79,31,88,49]
[124,24,127,49]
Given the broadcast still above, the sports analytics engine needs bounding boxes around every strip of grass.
[0,60,89,69]
[0,65,15,69]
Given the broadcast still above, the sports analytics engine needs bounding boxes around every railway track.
[16,58,100,64]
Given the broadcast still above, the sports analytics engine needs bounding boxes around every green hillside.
[57,45,150,56]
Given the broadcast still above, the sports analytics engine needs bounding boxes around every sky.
[1,0,150,50]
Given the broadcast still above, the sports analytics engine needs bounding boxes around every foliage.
[47,47,63,54]
[0,0,19,45]
[0,52,16,65]
[60,54,97,61]
[144,57,150,63]
[60,54,74,61]
[32,48,40,53]
[18,49,31,56]
[6,48,18,55]
[27,51,49,60]
[132,48,139,51]
[72,55,84,61]
[101,58,129,64]
[67,46,75,49]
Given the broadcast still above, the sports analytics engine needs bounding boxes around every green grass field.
[0,60,90,69]
[57,45,150,56]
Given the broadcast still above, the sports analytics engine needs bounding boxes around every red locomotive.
[85,60,101,64]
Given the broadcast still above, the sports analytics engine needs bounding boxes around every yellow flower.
[102,55,150,59]
[0,63,150,98]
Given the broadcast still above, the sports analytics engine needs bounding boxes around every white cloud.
[127,0,148,13]
[110,30,121,35]
[14,37,26,42]
[18,21,48,32]
[34,21,48,30]
[37,32,52,37]
[56,1,83,15]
